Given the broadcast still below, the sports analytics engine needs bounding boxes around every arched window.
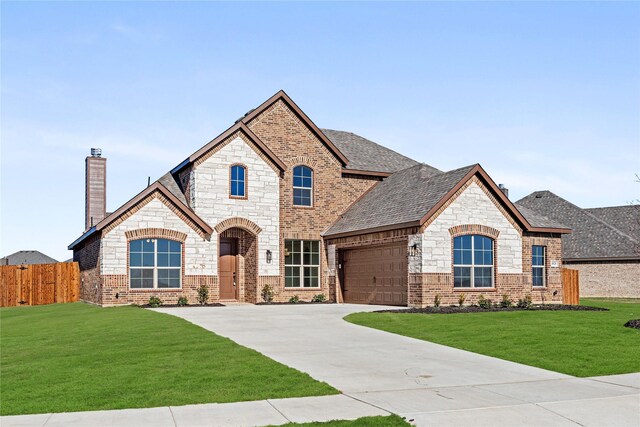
[293,165,313,206]
[453,235,493,288]
[230,164,247,198]
[129,238,182,289]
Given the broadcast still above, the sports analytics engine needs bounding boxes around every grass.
[345,298,640,377]
[0,303,337,415]
[274,415,411,426]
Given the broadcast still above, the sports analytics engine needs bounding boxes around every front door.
[219,238,238,300]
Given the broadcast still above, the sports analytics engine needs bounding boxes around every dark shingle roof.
[515,205,569,229]
[322,129,437,174]
[516,191,639,260]
[1,250,58,266]
[324,164,471,236]
[585,206,640,241]
[158,172,188,205]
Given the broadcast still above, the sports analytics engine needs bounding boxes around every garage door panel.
[342,243,407,306]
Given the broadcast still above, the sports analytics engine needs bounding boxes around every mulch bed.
[139,303,226,308]
[375,304,609,314]
[256,301,331,305]
[624,319,640,329]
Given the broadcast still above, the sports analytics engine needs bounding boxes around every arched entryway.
[215,218,261,303]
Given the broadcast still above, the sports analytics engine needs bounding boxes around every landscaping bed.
[256,301,332,306]
[138,302,225,308]
[376,304,608,314]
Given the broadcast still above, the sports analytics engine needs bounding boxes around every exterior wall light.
[266,250,272,264]
[409,243,420,257]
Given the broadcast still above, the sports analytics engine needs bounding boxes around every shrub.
[477,295,492,309]
[148,296,163,308]
[177,296,188,307]
[433,294,441,308]
[500,294,513,308]
[517,294,533,309]
[261,284,274,303]
[311,294,326,303]
[289,295,300,304]
[197,285,209,305]
[458,293,466,307]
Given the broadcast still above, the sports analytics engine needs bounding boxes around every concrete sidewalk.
[0,394,389,427]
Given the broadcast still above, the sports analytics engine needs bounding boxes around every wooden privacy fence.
[0,262,80,307]
[562,267,579,305]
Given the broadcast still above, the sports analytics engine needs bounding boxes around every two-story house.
[69,90,570,307]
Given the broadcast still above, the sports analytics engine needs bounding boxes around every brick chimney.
[498,183,509,199]
[85,148,106,230]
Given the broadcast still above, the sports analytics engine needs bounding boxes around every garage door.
[341,243,407,306]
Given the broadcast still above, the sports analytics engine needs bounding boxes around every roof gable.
[324,164,571,238]
[68,182,213,250]
[174,122,286,174]
[242,90,349,166]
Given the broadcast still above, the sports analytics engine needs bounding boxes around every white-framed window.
[129,238,182,289]
[532,245,546,287]
[453,235,494,288]
[285,240,319,288]
[293,165,313,206]
[230,164,247,198]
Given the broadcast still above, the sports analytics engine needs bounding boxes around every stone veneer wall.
[565,261,640,298]
[98,195,216,306]
[409,234,563,307]
[191,134,280,277]
[247,100,380,302]
[421,179,523,274]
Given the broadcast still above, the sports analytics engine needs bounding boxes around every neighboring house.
[1,250,58,266]
[516,191,639,298]
[69,90,570,307]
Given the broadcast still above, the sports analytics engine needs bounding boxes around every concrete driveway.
[156,304,640,426]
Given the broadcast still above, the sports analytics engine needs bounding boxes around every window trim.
[229,163,248,200]
[452,234,495,289]
[532,245,546,288]
[128,238,183,290]
[292,165,314,208]
[284,239,321,289]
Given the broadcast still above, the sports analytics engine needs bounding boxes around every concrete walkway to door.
[155,303,640,427]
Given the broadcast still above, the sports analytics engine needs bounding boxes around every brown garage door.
[341,243,407,306]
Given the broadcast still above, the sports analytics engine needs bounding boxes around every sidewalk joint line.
[266,399,292,423]
[342,393,391,415]
[41,412,54,426]
[168,406,178,427]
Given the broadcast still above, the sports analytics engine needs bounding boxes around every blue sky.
[2,2,639,261]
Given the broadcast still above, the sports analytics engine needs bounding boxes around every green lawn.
[0,303,337,415]
[275,415,411,426]
[345,298,640,377]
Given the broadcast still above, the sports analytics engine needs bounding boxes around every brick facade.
[73,93,566,307]
[565,261,639,298]
[247,99,380,302]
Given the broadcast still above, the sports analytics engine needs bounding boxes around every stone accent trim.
[449,224,500,239]
[124,228,187,242]
[214,217,263,235]
[102,191,210,239]
[194,131,283,174]
[421,176,523,235]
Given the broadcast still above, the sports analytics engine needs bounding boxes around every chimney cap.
[90,148,102,157]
